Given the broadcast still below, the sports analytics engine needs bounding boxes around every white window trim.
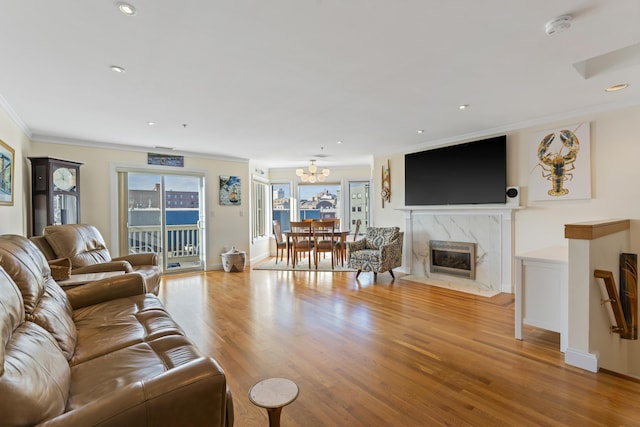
[251,174,270,243]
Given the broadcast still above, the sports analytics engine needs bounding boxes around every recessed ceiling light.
[147,121,157,126]
[110,65,126,73]
[336,140,343,144]
[605,83,629,92]
[458,104,469,110]
[417,130,424,134]
[117,2,137,16]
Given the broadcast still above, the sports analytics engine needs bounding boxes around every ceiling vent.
[545,15,572,35]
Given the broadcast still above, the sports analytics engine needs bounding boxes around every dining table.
[284,229,351,267]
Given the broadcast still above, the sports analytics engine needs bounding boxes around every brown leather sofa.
[30,224,161,295]
[0,234,233,426]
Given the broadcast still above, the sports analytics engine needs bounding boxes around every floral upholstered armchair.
[347,226,403,279]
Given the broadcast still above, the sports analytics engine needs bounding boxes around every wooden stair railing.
[594,269,630,337]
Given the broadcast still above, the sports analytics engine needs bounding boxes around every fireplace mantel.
[397,205,522,215]
[398,205,518,293]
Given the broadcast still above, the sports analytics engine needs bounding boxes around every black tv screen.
[405,136,507,205]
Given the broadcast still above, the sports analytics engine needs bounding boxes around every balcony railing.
[128,224,200,268]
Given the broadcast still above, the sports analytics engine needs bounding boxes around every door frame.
[109,162,209,272]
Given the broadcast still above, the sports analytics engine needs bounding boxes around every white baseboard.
[565,348,598,372]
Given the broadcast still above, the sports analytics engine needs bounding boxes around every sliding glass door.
[120,171,205,273]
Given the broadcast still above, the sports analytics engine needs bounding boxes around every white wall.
[512,106,640,255]
[8,102,640,273]
[374,105,640,256]
[0,102,31,236]
[30,141,249,270]
[372,154,406,228]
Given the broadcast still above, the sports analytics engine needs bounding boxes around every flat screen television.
[405,135,507,205]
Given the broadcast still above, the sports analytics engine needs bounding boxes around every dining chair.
[320,217,340,230]
[272,220,287,264]
[312,220,336,269]
[289,221,314,268]
[335,219,361,266]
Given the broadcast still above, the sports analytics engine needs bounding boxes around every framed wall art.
[529,122,591,201]
[220,175,241,205]
[0,139,15,206]
[147,152,184,167]
[381,159,391,207]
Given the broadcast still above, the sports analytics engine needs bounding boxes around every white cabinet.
[515,246,568,352]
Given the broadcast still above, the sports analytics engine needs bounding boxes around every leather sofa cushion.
[0,235,77,360]
[71,295,184,365]
[44,224,112,268]
[30,235,58,260]
[0,321,70,425]
[1,267,24,371]
[68,335,202,411]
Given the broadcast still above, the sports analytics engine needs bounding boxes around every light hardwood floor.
[159,265,640,427]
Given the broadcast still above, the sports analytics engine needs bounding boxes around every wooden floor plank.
[159,266,640,426]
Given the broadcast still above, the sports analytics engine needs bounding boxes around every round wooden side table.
[249,377,299,427]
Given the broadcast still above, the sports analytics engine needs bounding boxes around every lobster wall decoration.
[534,124,582,196]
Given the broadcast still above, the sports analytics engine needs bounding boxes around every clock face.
[53,167,76,191]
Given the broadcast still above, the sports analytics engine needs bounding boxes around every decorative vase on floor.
[221,246,246,272]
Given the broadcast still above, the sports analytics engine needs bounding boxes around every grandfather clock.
[29,157,82,236]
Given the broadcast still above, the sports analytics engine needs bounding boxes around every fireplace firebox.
[429,240,476,280]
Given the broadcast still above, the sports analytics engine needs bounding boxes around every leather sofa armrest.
[113,253,158,267]
[37,358,231,427]
[142,357,231,426]
[65,273,146,309]
[72,261,133,274]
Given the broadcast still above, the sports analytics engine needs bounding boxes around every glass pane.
[298,184,340,221]
[272,183,291,232]
[349,181,369,233]
[127,173,162,258]
[252,182,267,238]
[164,175,202,271]
[124,172,205,273]
[54,194,78,225]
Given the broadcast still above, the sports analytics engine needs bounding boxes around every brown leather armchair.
[0,233,233,426]
[30,224,161,295]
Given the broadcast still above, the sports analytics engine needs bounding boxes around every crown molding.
[0,93,32,138]
[386,98,640,157]
[30,134,249,163]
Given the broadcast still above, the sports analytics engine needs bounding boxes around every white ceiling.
[1,1,639,168]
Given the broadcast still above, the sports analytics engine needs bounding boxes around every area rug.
[253,257,357,272]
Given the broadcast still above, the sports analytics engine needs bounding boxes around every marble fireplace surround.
[399,206,518,295]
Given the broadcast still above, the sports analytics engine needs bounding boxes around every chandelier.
[296,160,330,183]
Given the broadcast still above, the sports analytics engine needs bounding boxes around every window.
[272,183,291,232]
[298,184,340,221]
[348,181,370,233]
[252,179,269,240]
